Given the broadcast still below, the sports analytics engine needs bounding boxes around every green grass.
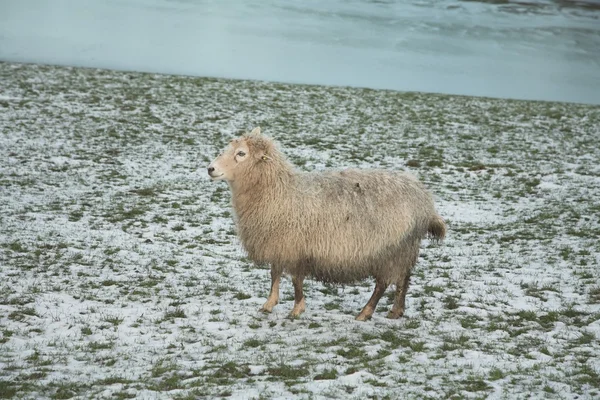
[268,364,310,380]
[162,307,186,320]
[314,368,338,380]
[234,292,252,300]
[242,338,263,348]
[0,381,17,399]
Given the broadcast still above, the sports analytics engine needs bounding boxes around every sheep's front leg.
[260,265,282,313]
[356,279,388,321]
[289,275,306,318]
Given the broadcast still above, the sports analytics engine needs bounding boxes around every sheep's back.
[274,169,434,267]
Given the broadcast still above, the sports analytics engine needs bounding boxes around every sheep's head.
[207,127,274,183]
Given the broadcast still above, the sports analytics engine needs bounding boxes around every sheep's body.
[236,169,437,284]
[208,128,445,321]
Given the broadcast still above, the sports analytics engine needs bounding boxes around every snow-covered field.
[1,62,599,399]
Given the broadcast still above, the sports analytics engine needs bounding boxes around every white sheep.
[208,127,446,321]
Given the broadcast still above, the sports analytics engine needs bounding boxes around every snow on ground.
[0,62,599,399]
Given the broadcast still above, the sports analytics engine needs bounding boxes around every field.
[1,62,599,399]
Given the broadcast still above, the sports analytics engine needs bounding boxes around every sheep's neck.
[230,170,293,222]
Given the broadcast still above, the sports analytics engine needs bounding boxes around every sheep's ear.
[250,127,261,136]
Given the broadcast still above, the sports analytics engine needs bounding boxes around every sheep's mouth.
[209,172,224,179]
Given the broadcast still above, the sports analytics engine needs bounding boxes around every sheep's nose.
[207,167,215,175]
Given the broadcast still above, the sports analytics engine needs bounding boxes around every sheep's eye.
[236,151,246,157]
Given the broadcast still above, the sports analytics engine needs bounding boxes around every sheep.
[207,127,446,321]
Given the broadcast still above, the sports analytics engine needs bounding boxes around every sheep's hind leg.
[289,275,306,318]
[387,271,411,319]
[356,279,388,321]
[260,266,282,313]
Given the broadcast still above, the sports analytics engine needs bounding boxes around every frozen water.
[1,0,599,104]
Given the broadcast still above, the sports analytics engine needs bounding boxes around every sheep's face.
[208,139,252,182]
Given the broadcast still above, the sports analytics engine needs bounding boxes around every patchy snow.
[0,62,599,399]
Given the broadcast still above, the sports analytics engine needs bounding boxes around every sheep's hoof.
[288,302,306,319]
[259,305,274,313]
[355,313,372,322]
[288,309,306,319]
[386,311,403,319]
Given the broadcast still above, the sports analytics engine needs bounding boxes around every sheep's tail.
[427,215,446,243]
